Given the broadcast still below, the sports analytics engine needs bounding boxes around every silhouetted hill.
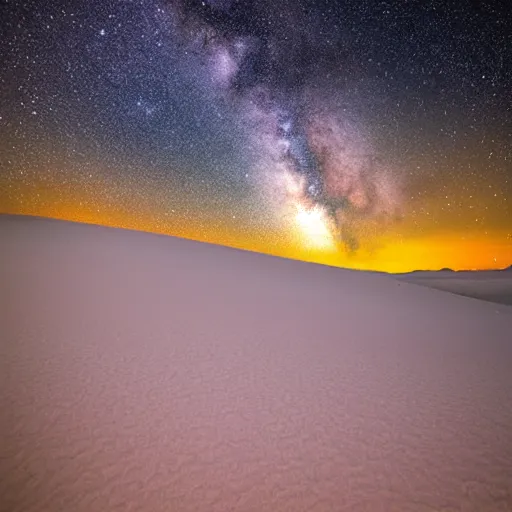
[398,266,512,275]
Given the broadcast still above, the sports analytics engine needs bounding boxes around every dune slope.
[395,270,512,306]
[1,215,512,512]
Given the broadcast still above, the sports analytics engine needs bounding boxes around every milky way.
[169,0,404,251]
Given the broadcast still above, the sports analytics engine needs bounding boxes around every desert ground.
[1,215,512,512]
[394,269,512,307]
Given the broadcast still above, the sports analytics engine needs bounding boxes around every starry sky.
[1,0,511,272]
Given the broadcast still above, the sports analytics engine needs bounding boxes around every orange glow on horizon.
[1,177,510,274]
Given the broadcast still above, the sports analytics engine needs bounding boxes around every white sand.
[395,271,512,307]
[1,215,512,512]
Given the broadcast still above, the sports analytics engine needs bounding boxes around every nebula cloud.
[168,0,403,252]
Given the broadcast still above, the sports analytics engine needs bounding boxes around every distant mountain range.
[397,265,512,275]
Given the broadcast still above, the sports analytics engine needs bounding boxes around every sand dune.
[395,270,512,306]
[1,215,512,512]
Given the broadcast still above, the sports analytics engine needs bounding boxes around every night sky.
[1,0,511,272]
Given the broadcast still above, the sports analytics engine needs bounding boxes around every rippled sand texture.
[1,215,512,512]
